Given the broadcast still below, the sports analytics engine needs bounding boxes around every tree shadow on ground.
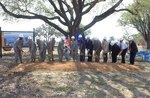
[74,62,126,98]
[101,72,150,98]
[0,70,46,98]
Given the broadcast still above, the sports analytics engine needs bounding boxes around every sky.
[0,0,138,41]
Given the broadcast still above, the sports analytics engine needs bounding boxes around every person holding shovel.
[93,38,102,62]
[13,34,24,64]
[70,36,78,62]
[102,37,109,63]
[57,37,65,62]
[79,35,86,62]
[47,37,55,62]
[28,36,37,62]
[36,37,47,62]
[86,37,93,62]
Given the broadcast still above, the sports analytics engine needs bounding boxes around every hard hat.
[19,34,24,38]
[79,35,82,38]
[129,36,133,41]
[87,36,90,39]
[28,36,32,40]
[51,35,55,38]
[61,36,65,40]
[36,36,40,40]
[71,36,75,39]
[120,38,123,41]
[103,37,106,40]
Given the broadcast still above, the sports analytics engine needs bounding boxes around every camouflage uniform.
[13,38,24,63]
[70,40,78,61]
[93,39,102,62]
[47,38,55,61]
[37,40,47,62]
[57,39,64,62]
[28,40,37,62]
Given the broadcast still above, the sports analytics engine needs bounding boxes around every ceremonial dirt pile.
[7,61,144,74]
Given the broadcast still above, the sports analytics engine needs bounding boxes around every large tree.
[0,0,129,37]
[119,0,150,49]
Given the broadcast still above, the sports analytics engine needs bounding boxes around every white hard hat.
[28,36,32,40]
[71,36,75,39]
[36,36,40,40]
[51,35,55,38]
[129,36,133,41]
[120,38,123,41]
[79,35,82,38]
[19,34,24,38]
[61,36,65,40]
[103,37,106,40]
[87,36,90,39]
[110,41,115,46]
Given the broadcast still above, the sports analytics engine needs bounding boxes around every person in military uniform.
[110,40,121,63]
[93,38,102,62]
[79,35,85,62]
[86,37,93,62]
[28,36,37,62]
[128,36,138,65]
[57,37,65,62]
[36,37,47,62]
[70,36,78,61]
[47,37,55,62]
[13,34,24,63]
[102,37,109,63]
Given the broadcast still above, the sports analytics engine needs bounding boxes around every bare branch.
[80,0,123,32]
[82,0,106,15]
[0,2,67,36]
[115,9,136,15]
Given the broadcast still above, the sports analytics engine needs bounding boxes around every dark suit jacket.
[129,41,138,53]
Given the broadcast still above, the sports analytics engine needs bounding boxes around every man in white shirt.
[119,38,128,63]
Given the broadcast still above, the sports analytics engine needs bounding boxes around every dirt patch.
[6,61,144,74]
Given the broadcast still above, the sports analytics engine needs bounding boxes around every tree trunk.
[146,40,150,50]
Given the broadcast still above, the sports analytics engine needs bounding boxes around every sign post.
[33,28,35,41]
[0,27,2,58]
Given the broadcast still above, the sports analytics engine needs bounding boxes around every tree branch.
[115,9,136,15]
[80,0,123,32]
[82,0,106,15]
[0,2,67,36]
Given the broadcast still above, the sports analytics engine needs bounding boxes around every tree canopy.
[0,0,129,37]
[119,0,150,49]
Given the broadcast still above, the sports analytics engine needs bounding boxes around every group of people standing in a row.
[13,34,138,65]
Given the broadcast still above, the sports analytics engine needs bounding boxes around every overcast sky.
[0,0,137,41]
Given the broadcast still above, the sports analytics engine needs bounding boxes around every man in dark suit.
[79,35,85,62]
[110,41,121,63]
[129,36,138,65]
[86,37,93,62]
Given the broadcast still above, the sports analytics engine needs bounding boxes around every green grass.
[91,75,107,85]
[54,85,77,93]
